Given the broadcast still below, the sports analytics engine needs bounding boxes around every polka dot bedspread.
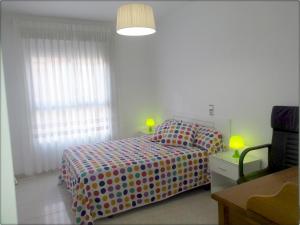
[59,135,214,225]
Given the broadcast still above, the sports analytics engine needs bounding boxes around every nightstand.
[135,128,155,136]
[209,151,261,193]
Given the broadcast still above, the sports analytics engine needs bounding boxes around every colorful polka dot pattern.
[59,135,213,225]
[151,119,178,142]
[194,126,223,154]
[159,121,197,147]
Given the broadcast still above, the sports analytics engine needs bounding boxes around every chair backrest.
[270,106,299,171]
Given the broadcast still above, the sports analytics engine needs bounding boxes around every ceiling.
[2,1,188,22]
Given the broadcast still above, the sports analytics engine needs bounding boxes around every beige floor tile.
[16,171,218,224]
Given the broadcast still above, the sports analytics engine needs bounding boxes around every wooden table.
[211,167,298,225]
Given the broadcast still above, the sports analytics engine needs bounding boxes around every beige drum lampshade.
[116,3,156,36]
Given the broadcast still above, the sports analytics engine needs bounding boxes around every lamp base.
[232,150,240,158]
[148,126,153,133]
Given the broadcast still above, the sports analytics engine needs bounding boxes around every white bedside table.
[135,128,154,137]
[209,151,261,193]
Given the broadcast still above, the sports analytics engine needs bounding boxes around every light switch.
[209,104,215,116]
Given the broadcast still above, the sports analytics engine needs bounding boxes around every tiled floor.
[16,171,218,224]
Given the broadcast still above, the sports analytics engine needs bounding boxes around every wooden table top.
[211,167,298,211]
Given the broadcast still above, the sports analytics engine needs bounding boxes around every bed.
[59,116,230,225]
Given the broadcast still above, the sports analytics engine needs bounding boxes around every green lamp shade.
[229,135,245,149]
[145,118,155,133]
[229,135,245,158]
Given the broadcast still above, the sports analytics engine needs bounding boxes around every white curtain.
[6,17,115,175]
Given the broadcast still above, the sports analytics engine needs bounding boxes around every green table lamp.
[145,118,155,133]
[229,135,245,158]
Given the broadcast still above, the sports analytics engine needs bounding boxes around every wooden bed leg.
[203,183,211,191]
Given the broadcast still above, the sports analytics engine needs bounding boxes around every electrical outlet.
[209,104,215,116]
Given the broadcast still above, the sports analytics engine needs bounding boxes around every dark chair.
[238,106,299,184]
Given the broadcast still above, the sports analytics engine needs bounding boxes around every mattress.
[59,135,212,225]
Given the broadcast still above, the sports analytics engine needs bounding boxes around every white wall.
[2,13,31,175]
[154,1,299,166]
[2,2,299,175]
[112,34,160,138]
[1,46,18,224]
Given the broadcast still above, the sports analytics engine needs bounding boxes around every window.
[26,38,112,143]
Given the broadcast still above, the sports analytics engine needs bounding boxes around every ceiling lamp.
[116,3,156,36]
